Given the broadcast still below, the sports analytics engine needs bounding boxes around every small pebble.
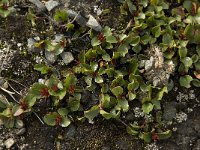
[86,14,102,31]
[4,138,15,149]
[16,128,26,136]
[45,0,59,11]
[61,52,74,65]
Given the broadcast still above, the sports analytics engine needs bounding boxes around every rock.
[45,0,60,11]
[163,103,177,121]
[101,146,110,150]
[28,0,46,12]
[16,128,26,136]
[54,34,64,42]
[34,36,40,41]
[115,140,130,150]
[86,15,102,31]
[144,57,154,71]
[67,10,87,26]
[65,125,76,139]
[15,119,24,129]
[193,139,200,150]
[60,52,74,65]
[0,77,6,86]
[45,50,57,64]
[27,38,36,51]
[4,138,15,149]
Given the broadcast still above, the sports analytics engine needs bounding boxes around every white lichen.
[145,142,159,150]
[175,111,187,123]
[176,92,189,103]
[0,41,15,72]
[133,107,144,118]
[189,90,195,100]
[140,45,175,87]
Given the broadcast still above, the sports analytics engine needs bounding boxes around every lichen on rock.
[140,45,175,87]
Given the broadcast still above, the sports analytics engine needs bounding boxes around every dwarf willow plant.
[0,0,11,18]
[1,0,200,143]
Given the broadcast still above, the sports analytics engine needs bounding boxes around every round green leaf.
[106,35,118,43]
[94,75,104,83]
[151,25,161,38]
[192,79,200,87]
[91,37,101,46]
[111,86,123,97]
[60,116,71,127]
[181,57,193,68]
[100,110,112,119]
[43,113,57,126]
[179,75,193,88]
[178,47,187,58]
[84,105,100,123]
[142,102,154,114]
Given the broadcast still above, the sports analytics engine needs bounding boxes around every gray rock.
[45,0,60,11]
[163,103,177,121]
[27,38,36,51]
[0,77,6,86]
[16,128,26,136]
[65,125,76,139]
[33,36,40,41]
[115,140,129,150]
[54,34,64,42]
[67,10,87,26]
[86,15,102,31]
[15,119,24,129]
[145,57,154,71]
[28,0,46,12]
[60,52,74,65]
[101,146,110,150]
[45,50,57,64]
[193,139,200,150]
[4,138,15,149]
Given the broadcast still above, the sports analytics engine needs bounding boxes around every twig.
[0,44,10,73]
[122,19,133,34]
[69,11,80,24]
[33,111,45,124]
[71,32,90,41]
[117,118,128,127]
[0,87,15,95]
[7,79,27,88]
[7,82,23,96]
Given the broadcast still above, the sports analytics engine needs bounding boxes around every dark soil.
[0,0,200,150]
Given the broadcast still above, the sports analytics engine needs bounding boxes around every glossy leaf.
[60,116,71,127]
[84,105,100,123]
[179,75,193,88]
[178,47,187,58]
[126,124,139,136]
[34,64,51,74]
[192,79,200,87]
[57,108,68,116]
[142,102,154,114]
[106,35,117,43]
[94,75,104,83]
[100,110,112,119]
[43,113,57,126]
[116,99,129,112]
[111,86,123,97]
[151,25,161,38]
[181,57,193,68]
[91,37,101,46]
[156,130,172,140]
